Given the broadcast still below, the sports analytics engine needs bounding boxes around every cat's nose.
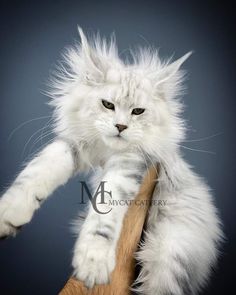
[115,124,128,133]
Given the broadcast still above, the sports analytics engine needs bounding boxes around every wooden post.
[59,165,158,295]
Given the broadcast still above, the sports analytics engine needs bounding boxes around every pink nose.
[115,124,128,133]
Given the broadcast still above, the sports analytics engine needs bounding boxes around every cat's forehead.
[105,68,152,106]
[106,68,151,89]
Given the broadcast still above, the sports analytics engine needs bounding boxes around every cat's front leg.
[72,202,120,288]
[0,139,77,238]
[72,153,146,288]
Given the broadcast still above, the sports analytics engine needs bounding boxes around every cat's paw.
[72,236,116,288]
[0,186,38,238]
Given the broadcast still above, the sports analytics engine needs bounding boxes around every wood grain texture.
[59,165,158,295]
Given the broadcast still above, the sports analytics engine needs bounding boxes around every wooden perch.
[59,165,158,295]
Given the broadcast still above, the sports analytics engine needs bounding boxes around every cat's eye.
[102,99,115,110]
[131,108,145,115]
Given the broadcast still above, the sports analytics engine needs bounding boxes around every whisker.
[29,119,54,150]
[21,122,53,158]
[23,138,55,163]
[7,116,51,142]
[180,145,216,155]
[39,118,54,145]
[28,130,54,155]
[183,132,222,143]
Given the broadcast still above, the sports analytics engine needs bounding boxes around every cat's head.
[50,27,191,160]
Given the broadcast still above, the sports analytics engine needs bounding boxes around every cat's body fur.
[0,28,222,294]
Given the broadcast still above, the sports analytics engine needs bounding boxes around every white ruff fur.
[0,28,223,294]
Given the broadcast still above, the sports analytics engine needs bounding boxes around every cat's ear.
[78,27,108,84]
[154,52,192,99]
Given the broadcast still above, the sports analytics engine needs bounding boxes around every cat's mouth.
[107,133,126,140]
[109,133,127,143]
[102,133,129,150]
[115,134,126,140]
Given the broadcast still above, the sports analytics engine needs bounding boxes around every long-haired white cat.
[0,28,222,294]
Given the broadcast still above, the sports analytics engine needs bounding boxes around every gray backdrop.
[0,0,235,294]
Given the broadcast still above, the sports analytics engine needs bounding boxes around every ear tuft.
[166,51,192,75]
[156,51,192,86]
[153,51,192,99]
[77,26,92,59]
[77,26,107,84]
[174,51,193,66]
[77,26,86,45]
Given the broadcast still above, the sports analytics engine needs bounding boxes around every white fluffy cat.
[0,28,222,294]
